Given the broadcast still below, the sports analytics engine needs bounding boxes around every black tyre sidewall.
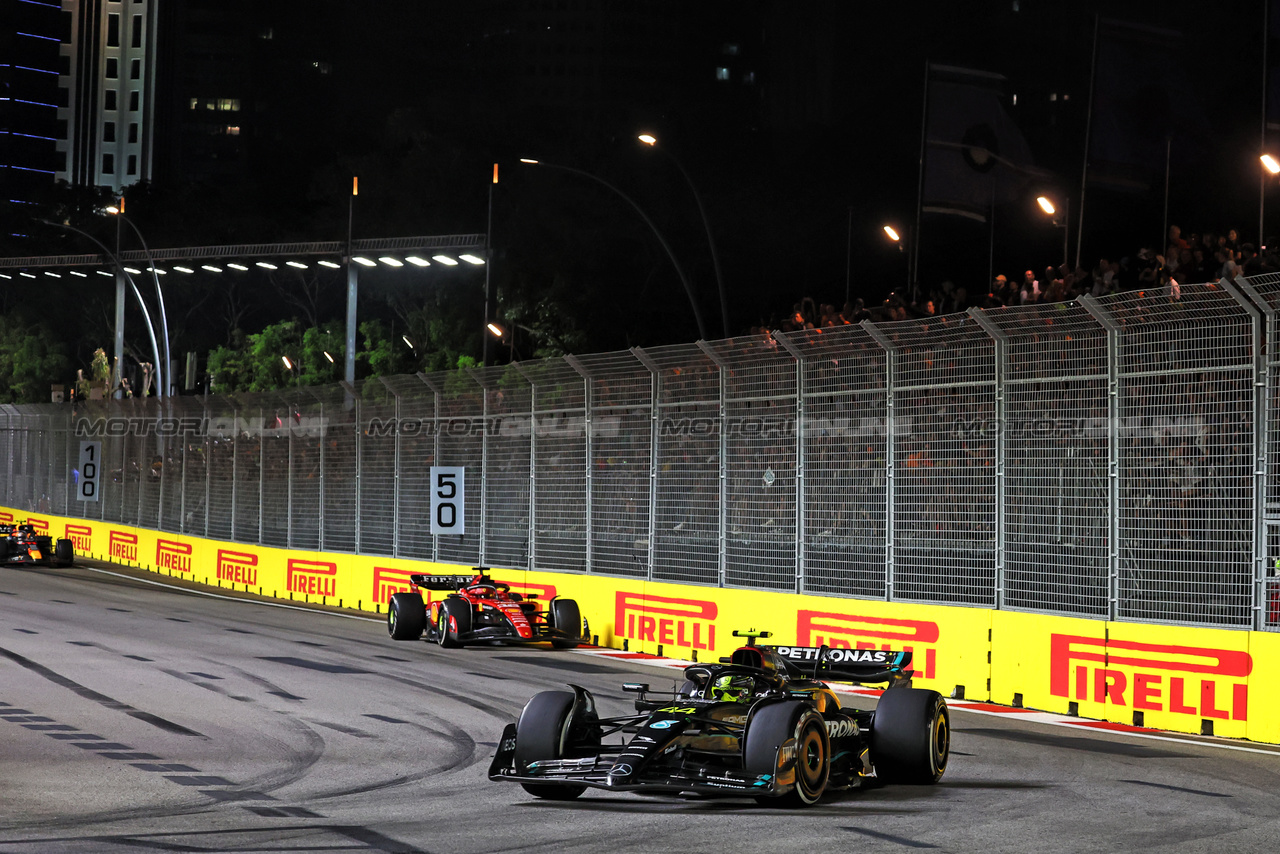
[549,598,581,648]
[869,688,950,784]
[514,690,587,800]
[743,700,830,805]
[387,592,425,640]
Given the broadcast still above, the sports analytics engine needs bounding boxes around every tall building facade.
[59,0,160,190]
[1,0,63,239]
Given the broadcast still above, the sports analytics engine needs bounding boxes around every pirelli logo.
[287,559,337,597]
[615,592,716,650]
[372,567,417,605]
[26,517,49,534]
[0,511,12,524]
[109,530,138,562]
[64,524,92,553]
[797,610,939,679]
[156,539,193,573]
[1050,634,1252,722]
[217,550,258,586]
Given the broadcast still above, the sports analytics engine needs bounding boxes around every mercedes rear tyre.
[869,687,950,784]
[387,592,425,640]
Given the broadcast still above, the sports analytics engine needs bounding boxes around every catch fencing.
[3,276,1280,631]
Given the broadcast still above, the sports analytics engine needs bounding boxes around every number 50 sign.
[430,466,465,535]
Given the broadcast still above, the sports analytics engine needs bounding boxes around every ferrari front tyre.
[743,701,829,807]
[54,539,74,567]
[869,687,950,785]
[548,598,582,649]
[514,690,586,800]
[435,597,470,648]
[387,592,425,640]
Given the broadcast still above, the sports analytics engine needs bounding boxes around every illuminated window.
[188,97,198,110]
[722,43,740,56]
[217,98,240,111]
[259,28,273,39]
[225,126,240,136]
[715,67,729,82]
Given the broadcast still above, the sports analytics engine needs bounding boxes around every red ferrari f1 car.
[386,568,588,649]
[0,523,75,568]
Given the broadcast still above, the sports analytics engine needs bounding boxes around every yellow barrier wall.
[5,505,1275,744]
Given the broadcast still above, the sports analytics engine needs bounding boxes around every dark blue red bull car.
[385,568,588,649]
[0,523,75,568]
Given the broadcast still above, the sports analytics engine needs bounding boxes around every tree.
[0,313,72,404]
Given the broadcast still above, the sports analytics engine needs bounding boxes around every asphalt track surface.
[2,559,1280,854]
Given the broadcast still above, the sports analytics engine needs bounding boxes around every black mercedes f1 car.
[0,523,74,568]
[489,631,949,806]
[386,569,588,649]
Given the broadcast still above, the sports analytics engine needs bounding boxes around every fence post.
[513,364,537,571]
[565,355,593,575]
[1079,295,1120,621]
[632,347,660,581]
[970,309,1007,610]
[773,332,807,594]
[1226,276,1269,631]
[862,320,897,601]
[418,373,443,564]
[696,341,729,588]
[379,378,404,559]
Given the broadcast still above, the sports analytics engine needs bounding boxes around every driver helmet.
[710,674,754,704]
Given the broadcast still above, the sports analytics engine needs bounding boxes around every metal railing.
[4,276,1278,631]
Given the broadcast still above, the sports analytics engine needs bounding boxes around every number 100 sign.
[430,466,465,535]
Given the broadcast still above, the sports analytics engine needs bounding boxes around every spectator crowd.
[778,225,1277,331]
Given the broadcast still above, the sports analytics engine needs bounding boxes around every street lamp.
[519,157,708,340]
[637,133,729,338]
[39,218,163,399]
[1036,195,1070,268]
[107,202,170,397]
[882,224,911,292]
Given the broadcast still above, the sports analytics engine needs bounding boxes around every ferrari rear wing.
[770,645,914,686]
[409,573,475,591]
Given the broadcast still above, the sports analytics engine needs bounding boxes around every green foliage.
[0,313,72,403]
[207,320,343,393]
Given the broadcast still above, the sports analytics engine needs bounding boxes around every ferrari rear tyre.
[548,598,581,649]
[744,701,829,806]
[435,597,470,648]
[869,688,949,784]
[54,539,74,566]
[514,691,586,800]
[387,592,425,640]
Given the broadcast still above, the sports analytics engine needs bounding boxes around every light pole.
[107,203,170,397]
[39,218,163,398]
[883,224,911,293]
[637,134,729,338]
[519,157,708,341]
[1037,195,1070,269]
[1261,154,1279,248]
